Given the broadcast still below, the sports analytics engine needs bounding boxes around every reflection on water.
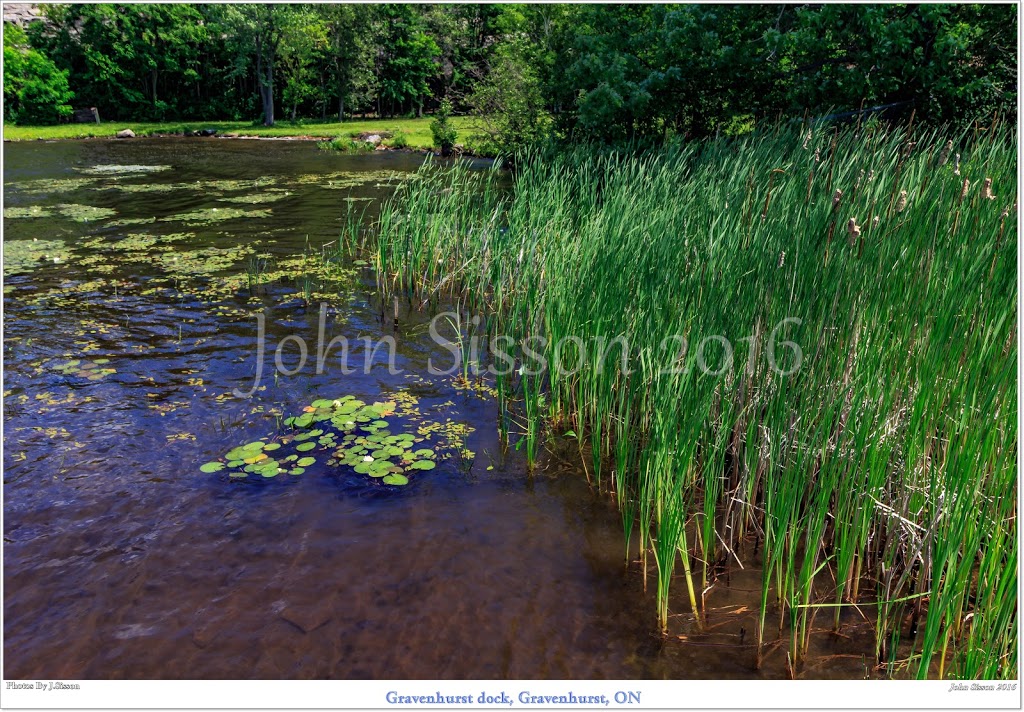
[3,139,872,680]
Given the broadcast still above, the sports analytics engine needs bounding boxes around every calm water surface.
[3,138,871,680]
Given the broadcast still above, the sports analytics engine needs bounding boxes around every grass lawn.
[3,116,477,148]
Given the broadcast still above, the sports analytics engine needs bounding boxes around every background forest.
[3,3,1018,152]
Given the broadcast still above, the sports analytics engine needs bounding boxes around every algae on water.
[3,239,70,276]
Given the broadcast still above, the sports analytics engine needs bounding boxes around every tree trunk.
[338,94,344,123]
[263,60,275,126]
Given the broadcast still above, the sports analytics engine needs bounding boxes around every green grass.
[3,116,476,149]
[367,122,1017,679]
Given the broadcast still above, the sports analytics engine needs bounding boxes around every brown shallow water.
[3,138,877,680]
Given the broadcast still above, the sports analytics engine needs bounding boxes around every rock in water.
[115,129,135,139]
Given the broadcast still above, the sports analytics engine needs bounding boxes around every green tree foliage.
[782,4,1017,125]
[3,22,73,124]
[469,43,547,156]
[7,3,1014,142]
[373,5,440,117]
[318,4,375,121]
[429,98,458,155]
[29,4,206,121]
[222,4,310,125]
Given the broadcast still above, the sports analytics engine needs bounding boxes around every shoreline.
[2,116,475,147]
[2,122,490,157]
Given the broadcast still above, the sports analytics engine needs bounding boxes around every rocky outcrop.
[115,129,136,139]
[3,4,42,26]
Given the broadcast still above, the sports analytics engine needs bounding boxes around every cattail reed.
[896,190,908,212]
[983,178,995,200]
[954,153,961,175]
[847,217,861,244]
[371,124,1017,681]
[939,139,953,166]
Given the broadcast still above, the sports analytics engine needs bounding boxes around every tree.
[317,4,375,121]
[3,22,73,124]
[430,98,457,155]
[782,4,1018,126]
[225,4,307,126]
[30,4,207,121]
[373,5,439,117]
[469,43,546,156]
[279,8,325,121]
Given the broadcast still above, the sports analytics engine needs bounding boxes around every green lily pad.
[297,456,316,467]
[296,442,316,452]
[382,473,409,486]
[200,461,225,473]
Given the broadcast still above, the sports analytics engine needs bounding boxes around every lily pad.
[200,461,225,473]
[382,473,409,486]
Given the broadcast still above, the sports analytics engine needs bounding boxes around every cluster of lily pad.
[200,439,314,478]
[52,358,115,381]
[200,395,439,486]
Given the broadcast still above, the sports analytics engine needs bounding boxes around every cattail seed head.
[954,153,961,176]
[868,169,875,182]
[802,130,812,149]
[896,190,908,213]
[832,189,843,209]
[983,178,995,200]
[872,215,881,228]
[778,250,785,268]
[814,147,821,163]
[939,139,952,166]
[960,178,971,203]
[847,218,861,243]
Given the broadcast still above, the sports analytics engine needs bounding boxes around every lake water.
[3,138,872,679]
